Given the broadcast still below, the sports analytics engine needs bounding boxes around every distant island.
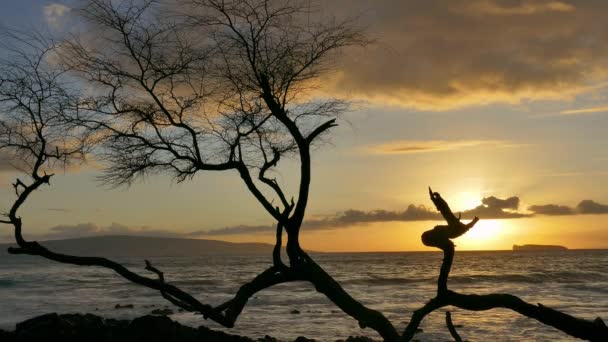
[0,235,281,257]
[513,244,568,251]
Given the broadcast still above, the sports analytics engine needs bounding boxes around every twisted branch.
[401,188,608,342]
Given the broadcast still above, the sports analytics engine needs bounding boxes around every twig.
[446,311,463,342]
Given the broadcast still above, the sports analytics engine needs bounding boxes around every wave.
[171,279,218,286]
[563,283,608,295]
[339,271,608,287]
[342,276,432,286]
[447,271,608,284]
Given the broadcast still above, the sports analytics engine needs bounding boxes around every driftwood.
[399,188,608,341]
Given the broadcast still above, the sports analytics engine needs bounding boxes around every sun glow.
[454,191,482,211]
[457,219,505,250]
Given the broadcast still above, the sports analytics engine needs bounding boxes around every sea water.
[0,250,606,341]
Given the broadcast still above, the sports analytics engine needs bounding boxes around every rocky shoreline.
[0,313,377,342]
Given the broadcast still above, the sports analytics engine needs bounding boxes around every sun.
[457,219,504,249]
[454,191,482,211]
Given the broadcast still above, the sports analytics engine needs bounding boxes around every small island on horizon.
[513,244,568,251]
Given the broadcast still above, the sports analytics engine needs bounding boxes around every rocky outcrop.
[0,313,378,342]
[1,313,255,342]
[513,244,568,251]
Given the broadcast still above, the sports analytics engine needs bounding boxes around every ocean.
[0,250,606,341]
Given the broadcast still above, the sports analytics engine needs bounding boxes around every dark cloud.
[577,200,608,214]
[306,205,443,229]
[39,222,183,240]
[4,196,607,242]
[187,225,274,237]
[459,196,529,219]
[191,196,608,235]
[528,204,574,216]
[481,196,519,210]
[191,197,529,236]
[189,204,443,236]
[527,199,608,216]
[324,0,608,109]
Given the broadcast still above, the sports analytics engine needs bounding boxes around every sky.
[1,0,608,251]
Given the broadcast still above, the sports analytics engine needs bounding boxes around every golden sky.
[1,0,608,251]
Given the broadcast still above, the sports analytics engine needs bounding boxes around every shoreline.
[0,313,376,342]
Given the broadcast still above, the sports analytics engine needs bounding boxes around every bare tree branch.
[3,3,605,342]
[400,189,608,342]
[445,311,463,342]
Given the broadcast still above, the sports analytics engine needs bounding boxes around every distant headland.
[0,235,278,257]
[513,244,568,251]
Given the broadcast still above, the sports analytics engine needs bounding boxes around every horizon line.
[1,234,607,253]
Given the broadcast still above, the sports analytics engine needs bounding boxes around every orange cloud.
[323,0,608,110]
[366,139,516,155]
[460,1,575,16]
[560,105,608,115]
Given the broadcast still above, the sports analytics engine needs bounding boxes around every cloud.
[43,3,71,29]
[528,199,608,215]
[528,204,574,216]
[192,196,529,236]
[460,1,575,16]
[368,139,514,154]
[305,205,443,229]
[577,200,608,214]
[461,196,529,219]
[560,105,608,115]
[480,196,519,210]
[3,196,607,242]
[323,0,608,110]
[188,225,274,236]
[39,222,183,240]
[0,150,29,173]
[0,155,15,172]
[192,195,608,236]
[189,204,444,236]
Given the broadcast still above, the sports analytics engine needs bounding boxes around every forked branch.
[401,188,608,342]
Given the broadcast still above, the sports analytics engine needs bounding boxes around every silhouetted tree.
[1,1,606,341]
[0,30,89,244]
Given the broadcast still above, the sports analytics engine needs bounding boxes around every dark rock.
[150,308,174,316]
[415,328,423,333]
[258,335,279,342]
[6,313,257,342]
[342,337,375,342]
[0,329,15,342]
[125,315,186,341]
[294,336,316,342]
[290,309,301,314]
[14,313,108,342]
[114,304,134,309]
